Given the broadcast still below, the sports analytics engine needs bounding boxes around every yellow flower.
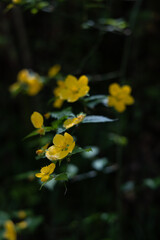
[31,112,45,135]
[17,69,43,96]
[48,64,61,78]
[44,112,50,119]
[59,75,90,102]
[16,221,27,229]
[17,69,29,83]
[46,133,75,160]
[17,211,26,219]
[27,76,43,96]
[63,113,86,129]
[53,80,65,108]
[12,0,21,4]
[108,83,134,112]
[36,143,49,155]
[53,98,64,108]
[4,220,17,240]
[35,163,56,182]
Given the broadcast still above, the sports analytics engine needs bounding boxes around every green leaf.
[15,171,36,180]
[84,95,107,108]
[55,173,68,181]
[57,127,66,134]
[23,130,39,140]
[108,133,128,146]
[44,126,53,132]
[50,107,75,119]
[143,177,160,189]
[82,115,115,123]
[85,95,106,102]
[143,179,156,189]
[24,126,53,140]
[71,146,92,155]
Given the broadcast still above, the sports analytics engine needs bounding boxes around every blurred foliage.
[0,0,160,239]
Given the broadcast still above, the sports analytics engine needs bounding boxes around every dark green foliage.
[0,0,160,239]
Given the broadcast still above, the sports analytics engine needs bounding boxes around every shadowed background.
[0,0,160,239]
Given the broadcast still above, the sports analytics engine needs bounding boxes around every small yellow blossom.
[31,112,45,135]
[12,0,21,4]
[17,211,26,219]
[48,64,61,78]
[36,143,49,155]
[27,75,43,96]
[46,133,75,160]
[35,163,56,182]
[16,221,27,229]
[17,69,43,96]
[108,83,134,112]
[17,69,29,83]
[53,98,64,108]
[44,112,50,119]
[59,75,90,102]
[63,114,86,129]
[4,220,17,240]
[6,4,14,10]
[10,69,43,96]
[53,80,65,108]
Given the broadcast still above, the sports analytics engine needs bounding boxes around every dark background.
[0,0,160,239]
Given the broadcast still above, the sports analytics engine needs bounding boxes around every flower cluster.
[25,71,134,186]
[108,83,134,112]
[9,69,43,96]
[35,132,75,182]
[30,111,76,182]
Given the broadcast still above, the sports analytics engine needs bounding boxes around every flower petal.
[31,111,44,129]
[121,85,132,95]
[41,175,49,182]
[65,75,78,88]
[79,86,90,98]
[46,145,60,160]
[67,93,80,102]
[59,88,71,100]
[63,118,75,129]
[64,132,74,145]
[109,83,121,96]
[78,75,88,86]
[48,163,56,174]
[35,173,43,178]
[114,101,126,112]
[54,150,69,159]
[108,96,116,106]
[53,134,65,147]
[67,141,75,153]
[124,96,134,105]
